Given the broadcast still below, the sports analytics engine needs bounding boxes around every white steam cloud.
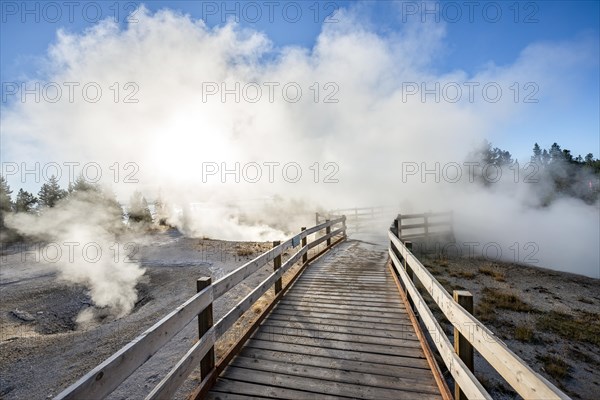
[1,5,598,277]
[4,192,145,317]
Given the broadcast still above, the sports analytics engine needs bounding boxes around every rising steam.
[5,191,145,317]
[1,5,598,278]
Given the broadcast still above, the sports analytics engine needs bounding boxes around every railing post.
[273,241,282,294]
[197,277,214,379]
[325,219,331,246]
[301,227,307,263]
[404,241,415,313]
[453,290,474,400]
[342,216,347,240]
[397,213,402,239]
[315,212,319,225]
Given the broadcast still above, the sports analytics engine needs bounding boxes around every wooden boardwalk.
[206,241,446,399]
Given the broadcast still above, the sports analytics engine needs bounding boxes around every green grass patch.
[476,287,533,322]
[537,310,600,346]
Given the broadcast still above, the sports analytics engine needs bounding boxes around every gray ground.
[0,230,277,400]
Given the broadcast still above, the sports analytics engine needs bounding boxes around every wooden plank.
[285,289,402,300]
[261,317,418,340]
[259,322,421,348]
[270,308,411,325]
[283,293,403,306]
[229,356,440,394]
[291,283,398,293]
[251,332,425,358]
[278,299,403,313]
[298,279,390,285]
[54,286,213,400]
[217,366,441,400]
[145,327,215,400]
[274,303,404,318]
[236,347,434,379]
[245,339,430,368]
[210,379,346,400]
[265,313,416,332]
[205,391,272,400]
[389,231,570,400]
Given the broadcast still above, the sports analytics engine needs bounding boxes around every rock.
[11,309,36,322]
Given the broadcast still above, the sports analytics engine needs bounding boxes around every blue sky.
[1,0,599,161]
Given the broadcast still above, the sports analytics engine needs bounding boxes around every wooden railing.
[316,206,395,235]
[393,211,453,240]
[388,220,570,400]
[54,217,347,400]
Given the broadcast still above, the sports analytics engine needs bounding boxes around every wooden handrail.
[388,228,570,400]
[54,217,347,400]
[54,286,214,400]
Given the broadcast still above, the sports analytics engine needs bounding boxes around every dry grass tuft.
[514,324,534,342]
[538,354,571,381]
[479,264,506,282]
[450,270,476,279]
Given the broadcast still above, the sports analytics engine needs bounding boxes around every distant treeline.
[0,174,164,243]
[473,141,600,205]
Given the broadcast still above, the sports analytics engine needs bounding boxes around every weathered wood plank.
[210,378,346,400]
[259,322,421,348]
[279,298,403,312]
[236,347,434,380]
[54,287,213,400]
[229,356,440,394]
[269,308,411,325]
[265,313,416,332]
[283,293,403,306]
[251,332,425,358]
[218,366,441,400]
[245,339,430,368]
[205,391,271,400]
[285,291,402,301]
[274,303,403,318]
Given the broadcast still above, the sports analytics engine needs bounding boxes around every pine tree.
[128,191,153,224]
[15,189,38,213]
[532,143,542,162]
[68,174,97,194]
[0,175,12,213]
[38,175,67,208]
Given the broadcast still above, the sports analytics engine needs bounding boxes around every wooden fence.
[387,219,570,400]
[54,217,347,400]
[316,206,395,235]
[317,208,453,241]
[392,211,453,240]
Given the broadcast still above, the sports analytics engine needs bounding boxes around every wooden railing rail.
[388,224,570,400]
[55,217,347,400]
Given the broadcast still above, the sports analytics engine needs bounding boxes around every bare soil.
[0,229,298,400]
[414,244,600,400]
